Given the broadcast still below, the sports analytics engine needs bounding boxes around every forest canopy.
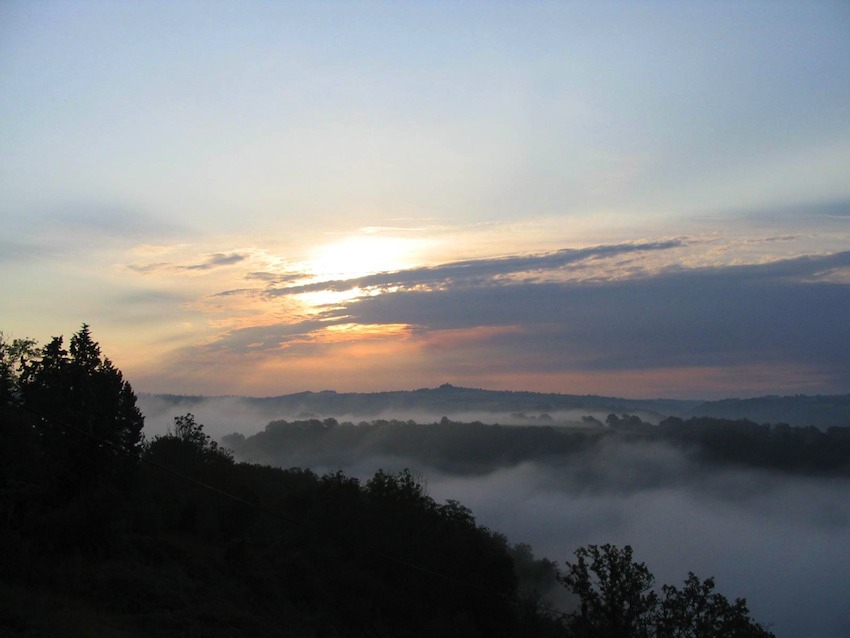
[222,414,850,477]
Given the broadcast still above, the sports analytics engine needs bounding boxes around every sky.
[1,0,849,399]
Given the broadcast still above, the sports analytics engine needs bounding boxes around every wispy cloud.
[0,239,54,263]
[199,318,349,356]
[264,240,687,296]
[181,252,247,271]
[11,202,186,243]
[128,252,248,274]
[127,262,173,274]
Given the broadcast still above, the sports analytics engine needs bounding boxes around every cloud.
[44,204,184,239]
[187,249,850,395]
[343,440,850,638]
[11,201,186,243]
[128,252,248,274]
[200,318,342,354]
[180,252,247,271]
[127,262,173,274]
[0,239,54,263]
[2,202,188,265]
[424,455,850,638]
[244,271,305,284]
[264,240,687,296]
[737,198,850,222]
[323,250,850,374]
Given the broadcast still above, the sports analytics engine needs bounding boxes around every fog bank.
[297,440,850,638]
[137,394,850,637]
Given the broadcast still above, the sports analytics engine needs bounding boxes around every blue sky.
[1,1,848,397]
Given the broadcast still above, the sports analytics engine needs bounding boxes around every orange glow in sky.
[2,2,849,398]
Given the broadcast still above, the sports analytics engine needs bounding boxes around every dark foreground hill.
[1,406,566,637]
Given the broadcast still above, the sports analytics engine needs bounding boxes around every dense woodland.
[1,327,775,636]
[224,413,850,478]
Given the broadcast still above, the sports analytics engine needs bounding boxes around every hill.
[686,394,850,429]
[140,385,850,434]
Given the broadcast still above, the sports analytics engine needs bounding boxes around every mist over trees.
[140,385,850,438]
[0,326,802,636]
[214,414,850,637]
[222,414,850,478]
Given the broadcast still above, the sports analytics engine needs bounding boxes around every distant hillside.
[141,385,850,430]
[142,384,699,426]
[689,394,850,429]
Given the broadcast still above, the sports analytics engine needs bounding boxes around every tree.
[366,468,432,506]
[656,573,774,638]
[145,413,233,471]
[0,331,37,397]
[19,324,144,493]
[0,333,42,531]
[560,545,774,638]
[561,544,657,638]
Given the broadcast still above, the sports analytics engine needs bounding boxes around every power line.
[1,391,572,623]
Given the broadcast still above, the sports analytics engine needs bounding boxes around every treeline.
[0,327,774,636]
[224,414,850,477]
[223,417,598,474]
[685,394,850,430]
[655,416,850,475]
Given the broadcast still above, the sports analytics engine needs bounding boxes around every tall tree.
[19,324,144,493]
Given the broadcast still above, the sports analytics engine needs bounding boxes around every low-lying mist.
[139,395,278,440]
[429,450,850,638]
[137,394,614,441]
[309,441,850,638]
[137,395,850,638]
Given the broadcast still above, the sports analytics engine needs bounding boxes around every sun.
[306,235,422,281]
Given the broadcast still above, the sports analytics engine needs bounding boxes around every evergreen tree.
[0,331,37,397]
[19,324,144,493]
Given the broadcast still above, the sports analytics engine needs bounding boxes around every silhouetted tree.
[145,413,233,471]
[656,572,774,637]
[19,324,144,493]
[561,544,657,638]
[0,332,37,397]
[561,545,774,638]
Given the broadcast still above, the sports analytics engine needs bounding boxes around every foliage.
[657,416,850,474]
[146,413,234,471]
[561,544,657,638]
[561,544,774,638]
[231,417,594,474]
[656,572,774,638]
[0,331,37,396]
[229,413,850,477]
[17,325,144,494]
[1,329,562,637]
